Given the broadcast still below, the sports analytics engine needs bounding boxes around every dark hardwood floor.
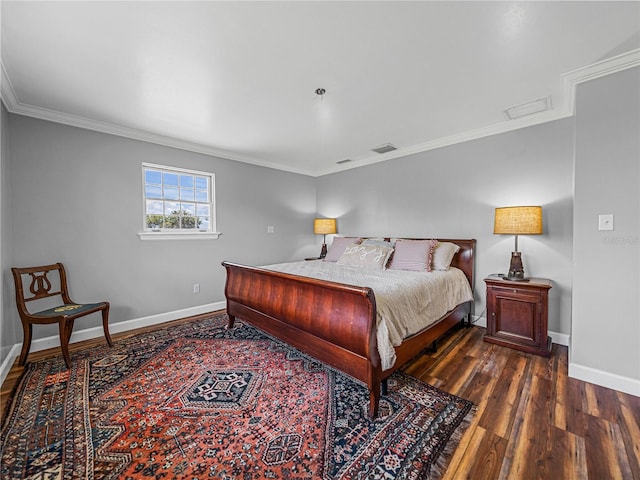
[2,313,639,479]
[405,323,640,480]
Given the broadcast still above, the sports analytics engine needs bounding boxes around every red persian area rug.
[1,313,474,479]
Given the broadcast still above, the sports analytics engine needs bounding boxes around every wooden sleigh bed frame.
[222,238,475,418]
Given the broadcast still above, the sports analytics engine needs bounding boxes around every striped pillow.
[388,239,437,272]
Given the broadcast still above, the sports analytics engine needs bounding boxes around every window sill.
[138,231,222,241]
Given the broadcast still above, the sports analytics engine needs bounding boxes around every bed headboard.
[374,237,476,293]
[438,238,476,292]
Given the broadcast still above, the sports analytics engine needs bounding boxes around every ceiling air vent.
[504,96,552,120]
[336,159,352,165]
[371,143,397,154]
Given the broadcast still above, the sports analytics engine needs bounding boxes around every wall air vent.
[336,159,352,164]
[504,96,552,120]
[371,143,397,154]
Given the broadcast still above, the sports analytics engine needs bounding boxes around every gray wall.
[316,119,575,336]
[572,67,640,382]
[2,114,317,357]
[1,103,15,362]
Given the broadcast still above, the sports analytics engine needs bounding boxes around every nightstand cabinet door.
[484,277,552,357]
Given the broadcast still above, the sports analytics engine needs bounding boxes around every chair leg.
[18,322,33,366]
[102,305,113,347]
[58,320,74,369]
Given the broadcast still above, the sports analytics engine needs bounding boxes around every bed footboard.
[222,261,384,417]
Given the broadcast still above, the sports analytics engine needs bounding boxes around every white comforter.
[262,260,473,370]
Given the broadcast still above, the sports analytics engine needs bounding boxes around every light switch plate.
[598,214,614,231]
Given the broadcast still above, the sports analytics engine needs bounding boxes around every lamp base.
[505,276,530,282]
[319,243,328,259]
[507,251,529,281]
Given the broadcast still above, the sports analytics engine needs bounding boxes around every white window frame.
[138,162,221,241]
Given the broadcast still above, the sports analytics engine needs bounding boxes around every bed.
[222,238,475,418]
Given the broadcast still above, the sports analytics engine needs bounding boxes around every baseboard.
[471,315,570,347]
[549,331,570,347]
[0,301,226,387]
[569,362,640,397]
[0,343,22,387]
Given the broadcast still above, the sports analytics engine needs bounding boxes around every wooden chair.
[11,263,112,368]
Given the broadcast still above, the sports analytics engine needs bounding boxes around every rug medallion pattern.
[1,314,474,479]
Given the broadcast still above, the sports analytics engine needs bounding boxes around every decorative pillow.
[388,239,437,272]
[323,237,362,262]
[432,242,461,270]
[362,238,395,248]
[336,244,394,270]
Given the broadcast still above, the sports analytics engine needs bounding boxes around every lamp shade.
[494,206,543,235]
[314,218,337,235]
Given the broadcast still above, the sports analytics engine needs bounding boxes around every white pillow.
[337,244,394,270]
[432,242,461,270]
[362,238,395,248]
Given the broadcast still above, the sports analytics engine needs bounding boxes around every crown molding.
[562,48,640,115]
[0,61,19,112]
[314,108,572,176]
[3,49,639,178]
[0,62,311,176]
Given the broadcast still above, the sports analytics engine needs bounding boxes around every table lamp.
[494,206,543,281]
[314,218,337,259]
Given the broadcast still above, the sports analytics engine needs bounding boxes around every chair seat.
[34,302,107,318]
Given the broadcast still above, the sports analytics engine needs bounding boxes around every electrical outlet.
[193,283,200,294]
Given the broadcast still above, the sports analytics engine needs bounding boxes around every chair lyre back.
[11,263,72,317]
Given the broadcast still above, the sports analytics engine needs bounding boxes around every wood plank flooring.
[405,324,640,480]
[2,313,639,479]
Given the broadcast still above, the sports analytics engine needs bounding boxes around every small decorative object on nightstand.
[484,275,552,356]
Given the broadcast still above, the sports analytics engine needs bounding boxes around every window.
[139,163,220,240]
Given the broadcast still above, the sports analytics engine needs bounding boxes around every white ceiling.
[2,1,639,176]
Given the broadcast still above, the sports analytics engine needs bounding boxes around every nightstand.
[484,276,552,357]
